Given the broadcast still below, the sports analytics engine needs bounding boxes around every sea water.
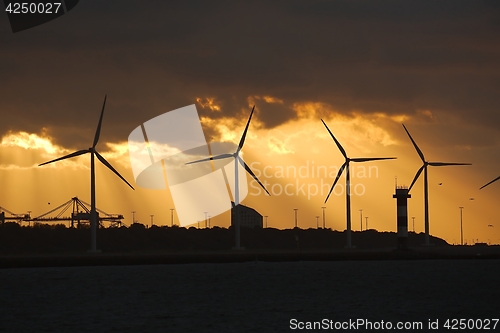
[1,260,499,332]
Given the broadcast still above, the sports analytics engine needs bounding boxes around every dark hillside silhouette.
[0,222,449,255]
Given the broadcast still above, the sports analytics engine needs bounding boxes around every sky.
[1,0,500,245]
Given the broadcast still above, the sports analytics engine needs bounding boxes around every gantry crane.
[29,197,124,227]
[0,206,30,224]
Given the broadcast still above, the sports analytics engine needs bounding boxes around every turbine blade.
[93,95,107,148]
[95,151,135,190]
[408,165,425,191]
[321,119,347,159]
[325,162,347,203]
[402,124,425,163]
[428,162,471,166]
[351,157,397,162]
[480,175,500,190]
[38,149,89,166]
[185,153,234,165]
[237,157,271,196]
[237,105,255,151]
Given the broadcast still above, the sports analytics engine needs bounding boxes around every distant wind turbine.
[402,124,471,246]
[322,119,396,248]
[39,95,135,252]
[186,105,270,249]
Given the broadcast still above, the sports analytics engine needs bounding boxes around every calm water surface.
[1,260,499,332]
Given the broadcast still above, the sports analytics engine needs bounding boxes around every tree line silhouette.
[0,222,450,254]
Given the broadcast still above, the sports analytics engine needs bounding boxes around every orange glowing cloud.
[199,115,263,144]
[0,130,78,170]
[1,130,62,155]
[196,97,221,112]
[247,95,284,107]
[0,131,134,172]
[197,99,406,157]
[292,102,403,152]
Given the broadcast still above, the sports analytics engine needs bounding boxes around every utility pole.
[204,211,208,228]
[150,214,154,227]
[264,215,268,228]
[170,208,174,226]
[359,209,363,231]
[365,216,368,230]
[412,216,415,232]
[459,206,464,245]
[294,208,298,228]
[316,216,319,229]
[321,206,326,229]
[132,211,136,224]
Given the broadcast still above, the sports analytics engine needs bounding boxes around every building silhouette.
[231,203,263,229]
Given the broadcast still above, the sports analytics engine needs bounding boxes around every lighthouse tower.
[393,186,411,249]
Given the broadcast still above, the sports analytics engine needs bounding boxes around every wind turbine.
[186,105,270,249]
[322,119,396,248]
[402,124,471,246]
[39,95,135,252]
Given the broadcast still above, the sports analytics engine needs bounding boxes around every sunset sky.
[1,1,500,245]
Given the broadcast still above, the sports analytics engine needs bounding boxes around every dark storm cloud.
[1,0,500,147]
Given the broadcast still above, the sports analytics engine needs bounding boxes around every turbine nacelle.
[402,123,471,246]
[185,105,268,250]
[403,124,471,192]
[321,119,396,248]
[321,119,396,203]
[407,161,471,191]
[185,105,270,197]
[37,95,134,252]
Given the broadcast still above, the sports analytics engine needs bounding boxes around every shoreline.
[2,246,499,269]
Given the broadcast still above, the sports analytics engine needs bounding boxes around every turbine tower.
[39,95,135,252]
[322,119,396,248]
[402,124,471,246]
[186,105,270,249]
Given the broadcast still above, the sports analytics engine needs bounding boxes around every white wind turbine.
[322,119,396,248]
[39,95,135,252]
[186,105,270,249]
[402,124,471,246]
